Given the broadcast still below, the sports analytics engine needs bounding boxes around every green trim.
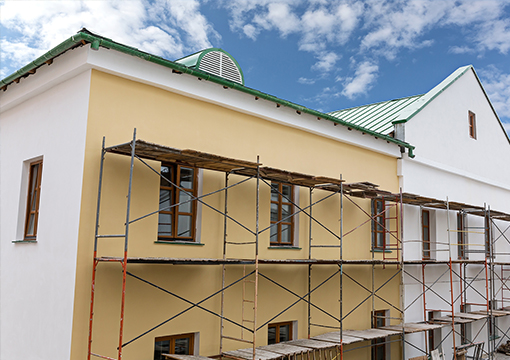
[0,29,415,156]
[268,246,302,250]
[154,240,205,246]
[372,249,392,253]
[12,240,37,243]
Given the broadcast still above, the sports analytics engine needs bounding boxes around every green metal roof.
[0,28,415,156]
[328,66,474,136]
[328,65,509,144]
[328,95,424,136]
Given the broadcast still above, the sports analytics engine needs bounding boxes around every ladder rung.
[242,319,255,323]
[243,300,254,303]
[221,335,253,344]
[244,280,256,283]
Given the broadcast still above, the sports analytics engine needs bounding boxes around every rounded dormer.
[175,48,244,85]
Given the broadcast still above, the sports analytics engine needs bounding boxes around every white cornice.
[1,45,402,158]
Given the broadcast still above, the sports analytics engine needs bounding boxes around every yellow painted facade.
[71,70,402,359]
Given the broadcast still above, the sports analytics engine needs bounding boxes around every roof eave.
[0,30,415,156]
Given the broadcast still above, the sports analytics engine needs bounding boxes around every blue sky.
[1,0,510,134]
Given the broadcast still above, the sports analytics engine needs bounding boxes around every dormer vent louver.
[175,48,244,85]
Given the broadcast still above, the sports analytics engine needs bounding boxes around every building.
[0,28,508,360]
[331,65,510,358]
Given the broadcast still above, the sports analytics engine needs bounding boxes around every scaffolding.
[87,130,510,360]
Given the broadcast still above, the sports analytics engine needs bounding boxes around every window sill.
[268,246,302,250]
[372,249,392,253]
[12,239,37,243]
[155,241,204,246]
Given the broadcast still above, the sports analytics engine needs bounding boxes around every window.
[468,111,476,139]
[422,210,431,260]
[485,215,492,258]
[268,321,293,344]
[457,212,467,260]
[427,311,441,352]
[489,316,498,340]
[270,182,294,246]
[24,160,43,240]
[158,164,198,241]
[372,310,386,360]
[154,333,194,360]
[460,305,472,345]
[372,199,386,250]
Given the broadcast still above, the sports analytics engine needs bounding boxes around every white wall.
[0,60,91,359]
[403,68,510,191]
[400,68,510,359]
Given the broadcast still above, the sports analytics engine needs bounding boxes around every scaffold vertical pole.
[252,156,260,360]
[88,137,106,360]
[118,129,136,360]
[220,172,229,355]
[308,186,313,339]
[447,198,458,360]
[488,205,495,360]
[339,178,343,360]
[399,188,406,360]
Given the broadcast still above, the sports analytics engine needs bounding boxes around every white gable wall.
[0,61,91,359]
[401,68,510,209]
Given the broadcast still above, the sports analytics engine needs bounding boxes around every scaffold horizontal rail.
[381,322,445,334]
[163,355,213,360]
[95,256,404,265]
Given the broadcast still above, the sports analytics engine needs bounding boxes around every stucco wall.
[0,69,91,359]
[70,65,402,360]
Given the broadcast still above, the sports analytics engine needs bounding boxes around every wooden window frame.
[154,333,194,359]
[485,215,492,258]
[457,212,467,260]
[422,210,431,260]
[24,160,43,240]
[372,310,386,360]
[468,111,477,139]
[270,182,295,246]
[372,199,386,250]
[268,321,293,344]
[158,163,198,242]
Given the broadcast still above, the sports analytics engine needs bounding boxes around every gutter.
[1,30,415,157]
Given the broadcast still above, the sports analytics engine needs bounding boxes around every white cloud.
[340,61,379,100]
[223,1,362,76]
[479,65,510,121]
[360,1,450,59]
[243,24,258,40]
[312,52,340,73]
[448,46,475,54]
[298,77,316,85]
[0,0,219,77]
[360,0,510,59]
[475,18,510,54]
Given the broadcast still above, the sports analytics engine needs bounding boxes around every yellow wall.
[71,70,401,359]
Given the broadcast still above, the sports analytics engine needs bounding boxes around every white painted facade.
[0,61,91,359]
[398,68,510,359]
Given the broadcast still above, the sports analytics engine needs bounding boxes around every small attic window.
[175,48,244,85]
[468,111,476,139]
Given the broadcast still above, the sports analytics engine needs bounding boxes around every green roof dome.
[175,48,244,85]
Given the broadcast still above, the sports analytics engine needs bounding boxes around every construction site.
[87,132,510,360]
